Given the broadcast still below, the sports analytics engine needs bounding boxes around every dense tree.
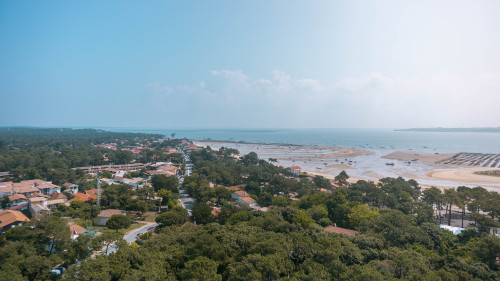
[180,256,222,281]
[151,174,179,192]
[106,214,132,231]
[156,206,188,226]
[334,170,350,186]
[240,152,259,166]
[313,175,332,189]
[192,202,213,224]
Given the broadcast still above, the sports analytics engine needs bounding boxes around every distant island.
[396,127,500,132]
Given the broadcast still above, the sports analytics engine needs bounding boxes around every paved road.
[105,222,158,255]
[177,148,195,215]
[178,186,194,215]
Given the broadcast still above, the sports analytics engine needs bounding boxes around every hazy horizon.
[1,1,499,129]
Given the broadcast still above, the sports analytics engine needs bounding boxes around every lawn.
[91,222,145,235]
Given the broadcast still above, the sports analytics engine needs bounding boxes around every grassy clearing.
[92,222,145,235]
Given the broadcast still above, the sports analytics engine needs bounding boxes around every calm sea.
[98,128,500,154]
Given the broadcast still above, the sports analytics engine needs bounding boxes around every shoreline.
[195,140,500,192]
[191,139,305,147]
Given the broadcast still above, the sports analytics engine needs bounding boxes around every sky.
[1,0,499,129]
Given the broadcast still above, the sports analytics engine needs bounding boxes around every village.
[0,129,498,280]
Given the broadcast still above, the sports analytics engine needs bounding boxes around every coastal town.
[0,128,499,280]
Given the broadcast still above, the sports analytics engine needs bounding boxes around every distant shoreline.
[396,127,500,133]
[191,138,305,147]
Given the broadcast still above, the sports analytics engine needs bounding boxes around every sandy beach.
[195,141,500,192]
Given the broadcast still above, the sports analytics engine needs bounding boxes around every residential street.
[104,222,158,255]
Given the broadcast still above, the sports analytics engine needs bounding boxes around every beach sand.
[428,168,500,184]
[382,151,455,167]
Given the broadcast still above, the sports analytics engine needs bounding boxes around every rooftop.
[324,226,361,236]
[97,209,126,218]
[0,210,30,228]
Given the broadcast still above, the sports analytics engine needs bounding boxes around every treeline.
[0,128,178,184]
[63,204,500,280]
[0,128,163,149]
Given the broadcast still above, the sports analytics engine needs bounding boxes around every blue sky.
[1,1,499,128]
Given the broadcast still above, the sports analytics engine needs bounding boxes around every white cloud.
[146,82,173,96]
[336,73,394,92]
[145,70,500,128]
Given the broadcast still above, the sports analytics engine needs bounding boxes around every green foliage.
[106,214,132,231]
[192,202,213,224]
[0,128,163,184]
[180,256,222,281]
[271,195,290,207]
[313,175,332,189]
[334,170,350,186]
[347,204,379,227]
[151,174,179,192]
[156,206,188,226]
[101,184,134,209]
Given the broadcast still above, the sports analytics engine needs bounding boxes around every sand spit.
[382,151,454,167]
[428,168,500,184]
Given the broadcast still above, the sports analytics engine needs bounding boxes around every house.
[0,210,30,233]
[70,192,96,203]
[27,193,50,199]
[113,177,144,189]
[46,199,67,210]
[100,178,115,186]
[226,184,246,192]
[319,188,332,194]
[232,191,259,207]
[324,225,361,236]
[96,209,127,226]
[8,202,28,212]
[0,182,38,197]
[62,182,79,194]
[50,191,67,200]
[0,171,12,182]
[29,197,50,217]
[439,224,465,235]
[29,181,60,195]
[8,193,28,207]
[146,165,179,177]
[287,166,302,176]
[211,207,221,217]
[0,180,60,197]
[69,224,87,240]
[85,189,99,196]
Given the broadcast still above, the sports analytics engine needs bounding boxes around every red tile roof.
[8,193,27,201]
[239,196,256,205]
[70,224,86,235]
[233,190,247,197]
[0,210,30,228]
[324,226,360,236]
[97,209,126,218]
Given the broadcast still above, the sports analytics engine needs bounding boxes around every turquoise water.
[100,128,500,154]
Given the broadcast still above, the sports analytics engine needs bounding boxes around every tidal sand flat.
[196,141,500,192]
